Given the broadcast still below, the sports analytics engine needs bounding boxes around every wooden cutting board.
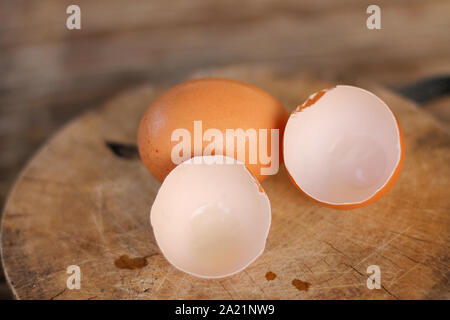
[1,66,449,300]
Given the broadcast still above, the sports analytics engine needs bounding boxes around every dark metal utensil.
[396,75,450,104]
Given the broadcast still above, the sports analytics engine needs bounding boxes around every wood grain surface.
[1,0,449,300]
[1,0,450,216]
[1,66,449,299]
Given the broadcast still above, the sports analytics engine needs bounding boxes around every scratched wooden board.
[1,66,449,299]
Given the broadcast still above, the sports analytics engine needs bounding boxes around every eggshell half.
[150,155,271,278]
[283,85,404,209]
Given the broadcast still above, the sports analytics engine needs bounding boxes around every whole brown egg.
[137,78,288,182]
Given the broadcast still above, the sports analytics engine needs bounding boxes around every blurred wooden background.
[0,0,449,299]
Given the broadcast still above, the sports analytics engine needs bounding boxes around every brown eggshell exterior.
[137,78,288,182]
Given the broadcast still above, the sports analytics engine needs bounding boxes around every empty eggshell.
[284,85,404,209]
[150,155,271,278]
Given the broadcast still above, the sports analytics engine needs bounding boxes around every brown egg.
[137,78,288,182]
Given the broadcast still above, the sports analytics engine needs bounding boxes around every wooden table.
[1,0,449,299]
[1,66,449,299]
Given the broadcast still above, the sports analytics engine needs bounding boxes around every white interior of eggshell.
[284,85,402,205]
[150,155,271,278]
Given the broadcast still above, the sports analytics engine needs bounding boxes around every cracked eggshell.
[284,85,404,209]
[150,155,271,278]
